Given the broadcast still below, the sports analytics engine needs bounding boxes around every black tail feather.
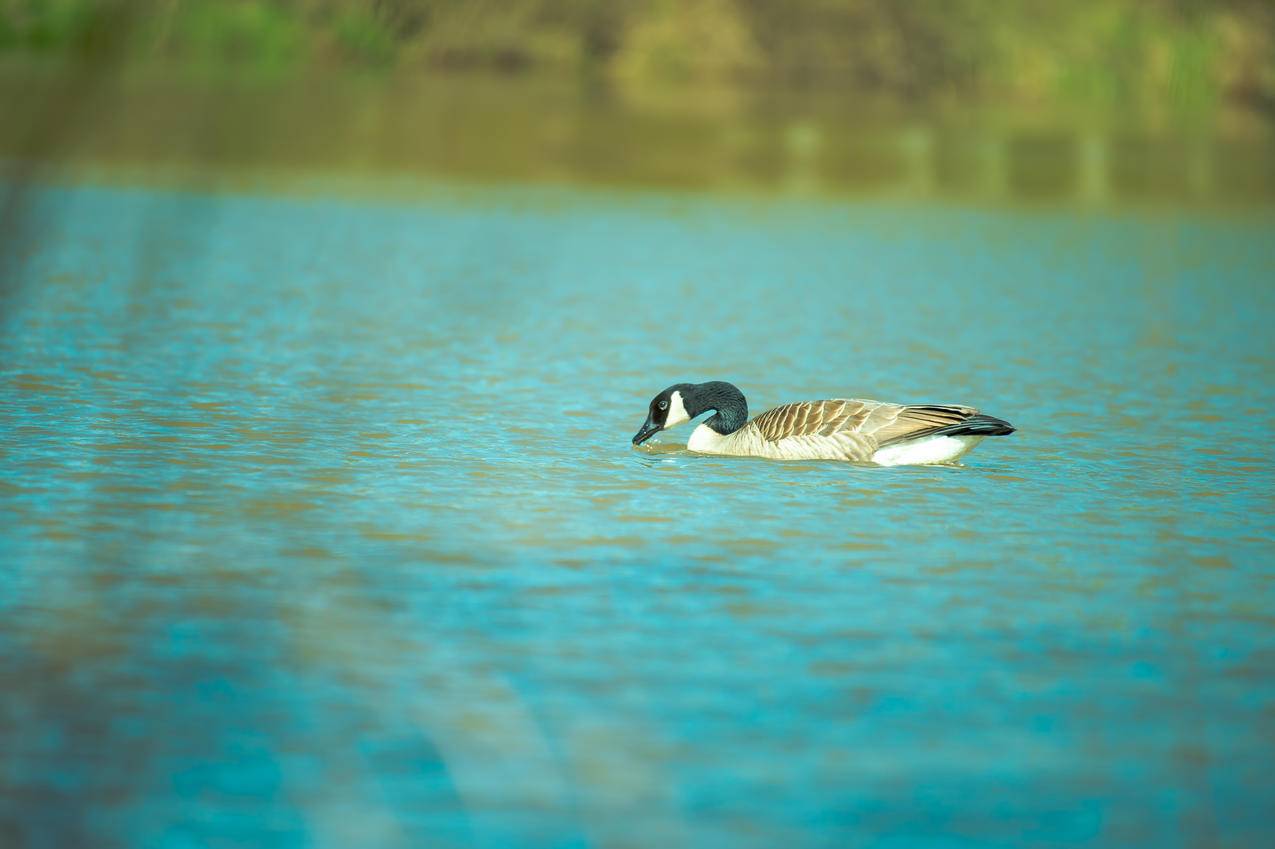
[931,414,1016,438]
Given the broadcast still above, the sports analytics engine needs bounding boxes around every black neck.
[683,381,748,435]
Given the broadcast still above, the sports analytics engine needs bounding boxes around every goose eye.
[659,400,668,410]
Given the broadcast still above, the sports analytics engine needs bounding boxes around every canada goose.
[631,381,1014,466]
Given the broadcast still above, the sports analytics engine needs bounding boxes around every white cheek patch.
[663,390,691,428]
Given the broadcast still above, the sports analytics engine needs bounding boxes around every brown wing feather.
[750,400,980,447]
[750,400,872,441]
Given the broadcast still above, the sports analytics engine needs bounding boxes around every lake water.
[2,179,1274,848]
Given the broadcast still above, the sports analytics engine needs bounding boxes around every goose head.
[632,381,748,445]
[632,384,694,445]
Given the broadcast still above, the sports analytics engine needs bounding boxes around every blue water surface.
[1,180,1273,848]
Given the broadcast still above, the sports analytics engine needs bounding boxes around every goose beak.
[632,417,661,446]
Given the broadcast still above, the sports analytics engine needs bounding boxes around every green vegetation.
[0,0,1272,114]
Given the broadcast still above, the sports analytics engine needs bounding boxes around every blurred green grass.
[1,1,1273,206]
[1,0,1272,114]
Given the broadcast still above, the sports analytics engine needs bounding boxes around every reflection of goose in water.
[632,381,1015,466]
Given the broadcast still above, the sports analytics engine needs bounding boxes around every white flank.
[870,435,982,467]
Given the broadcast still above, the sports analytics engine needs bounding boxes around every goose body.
[632,381,1014,467]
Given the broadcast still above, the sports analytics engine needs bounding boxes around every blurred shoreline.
[2,0,1273,110]
[2,0,1274,208]
[3,64,1272,209]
